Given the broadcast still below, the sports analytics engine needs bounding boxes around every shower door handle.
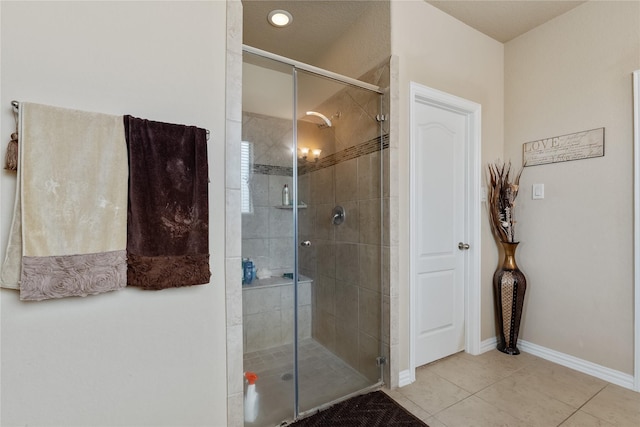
[301,240,312,247]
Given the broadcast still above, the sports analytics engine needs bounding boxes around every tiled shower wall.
[298,147,389,384]
[241,113,294,275]
[241,60,391,383]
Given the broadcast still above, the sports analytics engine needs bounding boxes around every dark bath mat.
[288,390,429,427]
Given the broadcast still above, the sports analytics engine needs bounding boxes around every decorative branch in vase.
[487,161,523,243]
[486,161,527,355]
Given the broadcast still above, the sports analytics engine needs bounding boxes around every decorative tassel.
[4,132,18,171]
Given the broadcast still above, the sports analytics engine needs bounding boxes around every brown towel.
[124,115,210,290]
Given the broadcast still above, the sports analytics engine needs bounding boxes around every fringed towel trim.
[127,253,210,290]
[20,250,126,301]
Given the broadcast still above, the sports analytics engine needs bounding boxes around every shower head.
[305,111,332,128]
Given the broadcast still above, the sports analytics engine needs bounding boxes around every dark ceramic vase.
[493,241,527,355]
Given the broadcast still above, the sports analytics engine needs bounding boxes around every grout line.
[426,353,619,427]
[557,383,611,426]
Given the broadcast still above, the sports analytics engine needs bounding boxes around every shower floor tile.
[243,339,374,427]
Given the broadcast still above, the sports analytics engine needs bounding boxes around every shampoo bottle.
[244,371,259,423]
[282,184,290,206]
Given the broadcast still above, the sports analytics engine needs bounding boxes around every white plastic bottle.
[282,184,290,206]
[244,371,259,423]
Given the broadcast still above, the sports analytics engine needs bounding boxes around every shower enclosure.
[241,46,388,426]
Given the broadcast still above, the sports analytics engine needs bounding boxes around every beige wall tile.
[242,207,269,239]
[358,151,382,200]
[358,332,382,382]
[297,305,312,339]
[314,204,336,240]
[359,243,382,291]
[315,274,336,316]
[358,198,381,245]
[243,287,280,315]
[359,288,381,338]
[269,207,293,238]
[268,238,294,272]
[268,175,293,207]
[335,322,359,368]
[334,200,359,243]
[225,257,243,327]
[314,309,336,351]
[316,242,336,279]
[335,281,358,324]
[335,243,359,284]
[226,324,244,395]
[310,167,335,205]
[335,158,358,202]
[226,120,242,190]
[249,173,269,207]
[245,311,282,352]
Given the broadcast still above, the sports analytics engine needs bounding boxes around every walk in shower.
[241,46,389,426]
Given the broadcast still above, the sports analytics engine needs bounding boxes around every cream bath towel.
[15,102,128,300]
[0,172,22,289]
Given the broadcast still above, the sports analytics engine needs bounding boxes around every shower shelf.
[274,203,307,209]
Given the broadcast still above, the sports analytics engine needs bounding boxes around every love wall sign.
[522,128,604,167]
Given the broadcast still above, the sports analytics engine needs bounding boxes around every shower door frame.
[242,45,387,421]
[242,45,383,95]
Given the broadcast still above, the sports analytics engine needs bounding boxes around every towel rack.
[10,100,210,141]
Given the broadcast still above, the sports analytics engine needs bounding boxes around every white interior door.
[412,97,468,367]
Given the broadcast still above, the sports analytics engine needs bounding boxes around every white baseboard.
[480,337,497,354]
[398,369,414,387]
[480,337,635,391]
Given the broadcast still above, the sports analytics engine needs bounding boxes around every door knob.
[458,242,470,250]
[301,240,311,247]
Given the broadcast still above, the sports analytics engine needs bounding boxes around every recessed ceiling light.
[268,9,292,27]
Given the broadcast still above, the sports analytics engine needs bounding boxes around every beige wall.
[390,0,505,372]
[505,1,640,374]
[0,2,228,426]
[315,1,391,80]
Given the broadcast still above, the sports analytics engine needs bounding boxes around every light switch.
[481,186,487,202]
[532,183,544,200]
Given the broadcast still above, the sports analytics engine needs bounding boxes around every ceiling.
[242,1,377,64]
[427,1,586,43]
[243,0,587,63]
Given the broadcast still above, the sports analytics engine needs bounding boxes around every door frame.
[633,69,640,392]
[409,82,482,381]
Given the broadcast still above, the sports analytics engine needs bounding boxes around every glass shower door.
[242,51,296,426]
[242,48,385,426]
[295,69,384,416]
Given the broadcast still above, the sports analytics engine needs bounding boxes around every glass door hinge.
[375,114,387,122]
[376,356,387,367]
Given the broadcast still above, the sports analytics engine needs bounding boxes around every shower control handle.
[331,206,346,225]
[301,240,312,247]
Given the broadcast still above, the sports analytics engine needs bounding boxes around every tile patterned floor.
[385,350,640,427]
[243,339,373,427]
